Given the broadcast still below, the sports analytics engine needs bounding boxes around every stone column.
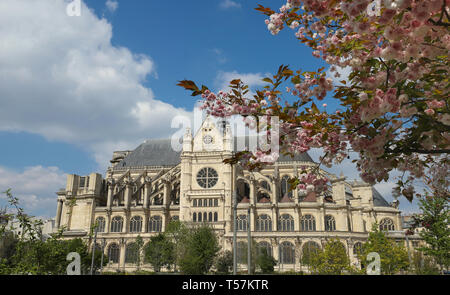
[119,240,126,270]
[105,211,111,233]
[249,178,256,205]
[124,182,132,209]
[106,184,114,209]
[163,181,170,206]
[143,179,151,209]
[55,199,63,228]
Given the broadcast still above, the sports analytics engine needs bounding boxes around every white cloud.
[215,70,270,95]
[0,166,67,218]
[219,0,241,9]
[211,48,227,64]
[0,0,192,171]
[106,0,119,13]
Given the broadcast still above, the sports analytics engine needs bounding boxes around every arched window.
[95,217,105,233]
[353,242,363,255]
[130,216,143,233]
[325,215,336,231]
[379,218,395,231]
[108,243,120,264]
[193,212,197,222]
[214,199,218,207]
[256,214,272,232]
[193,199,197,207]
[280,175,293,198]
[110,216,123,233]
[149,216,162,232]
[125,243,139,264]
[214,212,218,222]
[199,199,203,207]
[208,212,212,222]
[279,241,295,264]
[278,214,294,231]
[257,241,273,257]
[209,199,213,207]
[301,241,321,265]
[301,215,316,231]
[237,215,248,231]
[203,212,207,221]
[198,212,202,222]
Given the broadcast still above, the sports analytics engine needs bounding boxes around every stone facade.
[55,117,421,272]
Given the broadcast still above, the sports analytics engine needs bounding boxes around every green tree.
[165,220,188,271]
[9,237,104,275]
[178,225,220,275]
[412,251,440,275]
[144,234,175,272]
[412,194,450,272]
[256,248,277,274]
[359,225,410,275]
[214,250,233,274]
[309,239,352,275]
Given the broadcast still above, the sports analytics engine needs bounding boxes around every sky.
[0,0,420,218]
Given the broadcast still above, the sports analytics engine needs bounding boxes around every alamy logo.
[366,252,381,275]
[66,252,81,275]
[66,0,81,17]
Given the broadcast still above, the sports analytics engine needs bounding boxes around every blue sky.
[0,0,419,218]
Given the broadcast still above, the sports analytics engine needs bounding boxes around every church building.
[55,117,411,272]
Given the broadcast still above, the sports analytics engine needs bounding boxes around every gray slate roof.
[117,139,181,168]
[372,188,390,207]
[116,137,314,168]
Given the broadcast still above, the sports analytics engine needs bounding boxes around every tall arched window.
[301,241,320,266]
[301,215,316,231]
[198,212,202,222]
[379,218,395,231]
[108,243,120,263]
[278,214,294,231]
[353,242,363,255]
[256,214,272,232]
[125,243,139,264]
[208,212,213,222]
[279,241,295,264]
[130,216,143,233]
[95,217,105,233]
[214,212,218,222]
[325,215,336,231]
[257,241,273,257]
[110,216,123,232]
[203,212,207,221]
[193,212,197,222]
[280,175,293,198]
[237,215,248,231]
[149,216,162,232]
